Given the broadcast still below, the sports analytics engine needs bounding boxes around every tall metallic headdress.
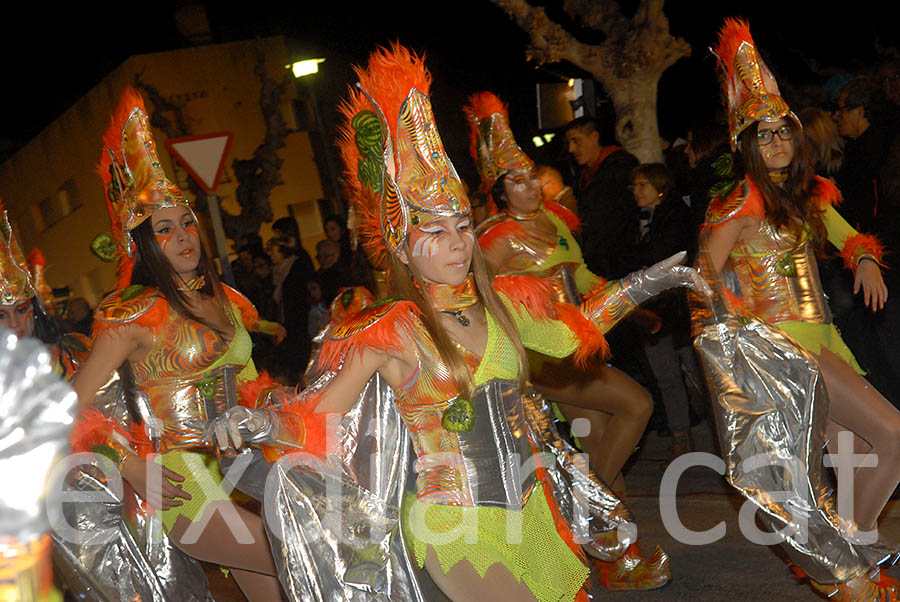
[98,88,191,288]
[463,91,534,193]
[337,44,469,266]
[713,19,793,149]
[0,198,34,306]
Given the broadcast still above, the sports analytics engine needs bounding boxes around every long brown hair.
[130,215,232,334]
[387,242,530,398]
[737,118,827,250]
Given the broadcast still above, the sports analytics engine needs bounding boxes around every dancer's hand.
[271,324,287,344]
[121,455,191,510]
[213,406,280,451]
[854,259,888,311]
[622,251,713,305]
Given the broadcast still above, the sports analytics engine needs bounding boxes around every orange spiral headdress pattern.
[337,43,470,266]
[713,18,794,149]
[463,91,534,194]
[98,88,192,289]
[0,196,34,305]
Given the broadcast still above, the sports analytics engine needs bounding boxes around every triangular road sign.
[165,132,233,194]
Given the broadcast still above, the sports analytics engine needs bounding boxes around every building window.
[40,179,81,230]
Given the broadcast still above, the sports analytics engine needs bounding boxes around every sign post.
[165,132,235,286]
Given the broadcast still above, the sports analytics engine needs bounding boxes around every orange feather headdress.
[337,43,470,264]
[712,18,794,149]
[463,91,534,194]
[98,88,192,289]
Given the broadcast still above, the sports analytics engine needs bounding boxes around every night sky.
[4,1,898,173]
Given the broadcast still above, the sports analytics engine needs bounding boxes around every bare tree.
[490,0,690,163]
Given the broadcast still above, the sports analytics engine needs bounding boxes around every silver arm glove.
[212,406,281,451]
[620,251,712,306]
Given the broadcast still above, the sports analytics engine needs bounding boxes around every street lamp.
[289,58,325,78]
[287,57,343,214]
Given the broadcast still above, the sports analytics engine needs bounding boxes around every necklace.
[504,206,541,221]
[768,169,789,184]
[421,274,478,327]
[177,274,206,292]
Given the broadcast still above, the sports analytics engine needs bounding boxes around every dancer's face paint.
[502,170,542,215]
[0,299,34,339]
[151,206,201,281]
[756,118,795,171]
[405,215,474,285]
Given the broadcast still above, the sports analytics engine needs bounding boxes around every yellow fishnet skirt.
[157,451,232,532]
[777,321,864,375]
[401,487,589,602]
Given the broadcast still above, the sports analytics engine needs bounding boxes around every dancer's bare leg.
[536,364,652,488]
[168,501,283,602]
[816,348,900,530]
[423,546,538,602]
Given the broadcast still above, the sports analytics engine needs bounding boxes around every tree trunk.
[605,72,663,163]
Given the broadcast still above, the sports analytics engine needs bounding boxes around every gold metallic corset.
[130,306,242,452]
[729,221,831,325]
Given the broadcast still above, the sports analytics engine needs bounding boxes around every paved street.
[614,419,900,601]
[201,416,900,601]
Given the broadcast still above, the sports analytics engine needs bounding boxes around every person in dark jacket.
[622,163,697,457]
[565,117,639,280]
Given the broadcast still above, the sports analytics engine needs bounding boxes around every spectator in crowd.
[565,116,639,279]
[683,120,731,235]
[314,238,343,306]
[306,276,331,339]
[267,237,313,384]
[535,164,578,214]
[622,163,697,458]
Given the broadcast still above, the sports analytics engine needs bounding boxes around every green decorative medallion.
[775,253,797,277]
[442,397,475,433]
[558,236,569,250]
[121,284,147,301]
[195,374,218,402]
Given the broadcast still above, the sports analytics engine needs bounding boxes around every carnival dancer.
[0,201,89,378]
[467,92,657,491]
[695,19,900,600]
[69,89,286,601]
[215,44,714,600]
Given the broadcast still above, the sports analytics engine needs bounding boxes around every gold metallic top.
[729,221,831,325]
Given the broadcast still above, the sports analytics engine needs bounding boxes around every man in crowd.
[565,117,639,279]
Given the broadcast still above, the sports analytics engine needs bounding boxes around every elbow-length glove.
[211,406,287,451]
[620,251,712,306]
[582,251,712,334]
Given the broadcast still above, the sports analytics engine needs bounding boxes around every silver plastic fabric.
[0,331,77,543]
[49,375,214,601]
[223,364,636,600]
[693,263,897,584]
[0,330,78,599]
[621,251,710,306]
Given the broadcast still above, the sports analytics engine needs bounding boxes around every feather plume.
[70,408,132,455]
[553,302,610,366]
[463,91,509,165]
[842,233,886,273]
[813,176,843,208]
[713,18,754,82]
[318,300,421,370]
[354,43,430,142]
[336,86,387,267]
[26,248,45,267]
[493,275,558,320]
[98,88,147,289]
[237,371,278,409]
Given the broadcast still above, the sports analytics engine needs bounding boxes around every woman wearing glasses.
[702,19,900,599]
